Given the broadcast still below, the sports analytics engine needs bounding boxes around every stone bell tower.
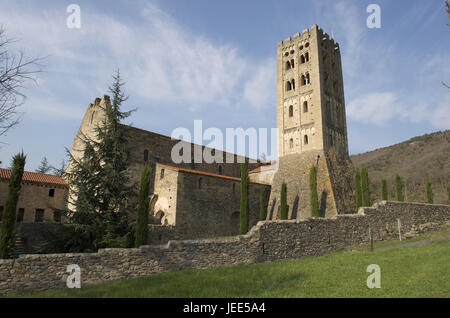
[267,25,355,220]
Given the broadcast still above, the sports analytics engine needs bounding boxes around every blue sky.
[0,0,449,171]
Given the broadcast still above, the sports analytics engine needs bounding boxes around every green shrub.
[259,187,266,221]
[381,179,388,201]
[310,166,320,217]
[425,179,433,204]
[360,166,370,207]
[395,174,404,202]
[280,182,288,220]
[240,160,249,234]
[135,165,151,247]
[0,152,26,259]
[354,168,362,210]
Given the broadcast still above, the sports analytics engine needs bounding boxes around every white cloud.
[347,92,404,124]
[243,59,276,109]
[430,102,450,129]
[347,91,450,129]
[0,2,275,117]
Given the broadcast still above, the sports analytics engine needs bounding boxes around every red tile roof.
[249,164,277,174]
[157,163,267,185]
[0,168,67,186]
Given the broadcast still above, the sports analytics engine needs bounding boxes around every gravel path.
[378,235,450,251]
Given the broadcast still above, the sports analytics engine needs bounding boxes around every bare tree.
[0,27,43,137]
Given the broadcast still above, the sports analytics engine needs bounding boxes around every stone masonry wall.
[0,201,449,295]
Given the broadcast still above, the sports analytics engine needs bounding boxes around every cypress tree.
[395,174,404,202]
[425,179,433,204]
[354,168,362,210]
[309,166,320,217]
[381,179,388,201]
[447,186,450,204]
[65,70,136,251]
[240,159,249,234]
[135,165,151,247]
[361,166,370,207]
[259,187,266,221]
[0,152,26,259]
[280,182,288,220]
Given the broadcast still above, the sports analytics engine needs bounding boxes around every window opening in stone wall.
[304,135,309,145]
[286,81,292,91]
[53,211,61,223]
[289,105,293,117]
[17,208,24,222]
[35,209,44,222]
[49,188,55,197]
[303,101,308,113]
[290,138,294,148]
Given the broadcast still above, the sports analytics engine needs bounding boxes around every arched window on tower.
[301,75,306,86]
[286,61,291,70]
[291,59,295,68]
[301,55,305,64]
[304,135,309,145]
[306,73,310,84]
[289,105,293,117]
[286,81,292,91]
[290,138,294,149]
[303,101,308,113]
[305,52,309,62]
[291,79,295,90]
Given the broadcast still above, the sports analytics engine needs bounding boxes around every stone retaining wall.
[1,201,449,295]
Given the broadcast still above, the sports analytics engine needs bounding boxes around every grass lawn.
[11,228,450,298]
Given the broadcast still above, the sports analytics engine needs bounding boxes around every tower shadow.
[319,191,328,217]
[268,198,276,220]
[291,195,299,220]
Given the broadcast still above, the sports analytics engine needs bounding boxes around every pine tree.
[65,70,136,251]
[425,179,433,204]
[309,166,320,217]
[259,187,266,221]
[36,157,51,174]
[0,152,26,259]
[354,168,362,211]
[51,159,67,177]
[395,174,404,202]
[381,179,388,201]
[240,159,249,234]
[135,165,150,247]
[280,182,288,220]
